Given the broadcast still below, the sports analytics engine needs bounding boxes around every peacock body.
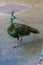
[8,22,39,39]
[8,11,39,39]
[7,11,40,48]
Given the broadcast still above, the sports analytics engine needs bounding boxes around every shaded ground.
[0,4,30,14]
[0,3,43,65]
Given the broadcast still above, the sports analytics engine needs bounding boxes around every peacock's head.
[9,11,17,26]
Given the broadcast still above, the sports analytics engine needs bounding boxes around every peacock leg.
[13,36,22,48]
[17,36,21,47]
[17,36,19,40]
[16,36,22,48]
[20,36,22,42]
[13,36,20,48]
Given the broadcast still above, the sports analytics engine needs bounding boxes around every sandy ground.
[0,0,43,5]
[0,2,43,65]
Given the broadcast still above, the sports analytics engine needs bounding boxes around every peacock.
[7,11,40,48]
